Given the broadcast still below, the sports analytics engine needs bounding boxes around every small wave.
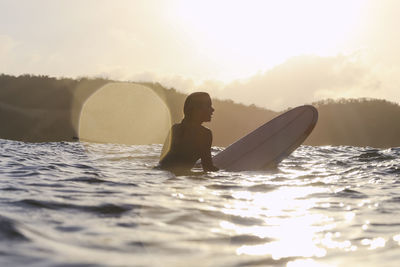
[14,199,137,216]
[229,234,274,244]
[354,151,396,162]
[270,176,288,182]
[384,196,400,203]
[64,176,108,184]
[339,166,363,175]
[126,240,157,249]
[247,184,277,192]
[334,160,349,166]
[187,234,274,245]
[1,186,28,192]
[116,222,139,228]
[0,215,29,241]
[81,203,138,216]
[387,166,400,175]
[5,170,41,178]
[26,182,67,188]
[370,222,400,227]
[334,188,368,199]
[237,257,293,267]
[166,214,205,225]
[62,177,139,187]
[200,210,264,226]
[54,225,84,232]
[206,184,243,190]
[220,194,234,199]
[388,147,400,155]
[308,181,329,186]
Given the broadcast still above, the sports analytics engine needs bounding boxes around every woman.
[159,92,219,175]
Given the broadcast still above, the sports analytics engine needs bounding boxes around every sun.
[173,0,366,81]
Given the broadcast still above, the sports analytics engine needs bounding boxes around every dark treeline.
[305,98,400,147]
[0,74,276,145]
[1,73,399,147]
[0,74,109,142]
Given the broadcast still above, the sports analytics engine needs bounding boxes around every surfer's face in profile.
[184,92,214,124]
[198,96,214,122]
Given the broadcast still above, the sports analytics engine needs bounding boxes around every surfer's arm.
[201,129,219,172]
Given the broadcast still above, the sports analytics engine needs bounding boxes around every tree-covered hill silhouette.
[305,98,400,147]
[0,74,108,142]
[1,73,399,147]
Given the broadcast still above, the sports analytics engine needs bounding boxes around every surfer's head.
[183,92,214,123]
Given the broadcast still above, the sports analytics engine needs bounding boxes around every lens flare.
[78,83,171,145]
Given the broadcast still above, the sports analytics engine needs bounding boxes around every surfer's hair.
[183,92,210,118]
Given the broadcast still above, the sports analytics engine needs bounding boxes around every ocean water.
[0,139,400,267]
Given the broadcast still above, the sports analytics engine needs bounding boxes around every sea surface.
[0,139,400,267]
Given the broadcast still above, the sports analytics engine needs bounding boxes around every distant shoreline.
[1,73,400,148]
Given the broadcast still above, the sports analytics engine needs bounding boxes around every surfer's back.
[159,122,209,172]
[158,92,218,174]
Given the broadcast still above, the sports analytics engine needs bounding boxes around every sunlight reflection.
[362,224,368,230]
[233,214,333,259]
[280,169,311,180]
[229,186,328,218]
[221,186,340,259]
[237,241,326,259]
[344,212,355,221]
[393,234,400,245]
[319,232,355,251]
[357,199,371,207]
[361,237,386,249]
[171,193,185,199]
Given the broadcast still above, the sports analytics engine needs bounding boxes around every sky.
[1,0,400,111]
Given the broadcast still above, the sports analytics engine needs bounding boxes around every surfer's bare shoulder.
[200,125,212,137]
[200,125,211,132]
[170,123,183,136]
[198,126,213,146]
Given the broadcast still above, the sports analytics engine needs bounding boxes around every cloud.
[0,35,18,71]
[212,54,384,111]
[125,71,226,99]
[120,53,396,112]
[138,53,397,112]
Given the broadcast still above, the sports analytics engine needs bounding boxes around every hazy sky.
[1,0,400,110]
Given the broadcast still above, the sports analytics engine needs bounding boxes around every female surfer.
[159,92,219,175]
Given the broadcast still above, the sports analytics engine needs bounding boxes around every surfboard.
[212,105,318,171]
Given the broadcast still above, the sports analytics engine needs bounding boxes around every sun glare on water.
[222,186,331,258]
[209,169,362,267]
